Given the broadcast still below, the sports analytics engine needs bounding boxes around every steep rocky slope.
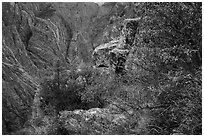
[2,2,202,135]
[2,2,139,134]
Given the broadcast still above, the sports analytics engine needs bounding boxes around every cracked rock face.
[2,2,72,79]
[2,2,72,134]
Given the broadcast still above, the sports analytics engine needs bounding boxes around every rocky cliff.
[3,2,202,135]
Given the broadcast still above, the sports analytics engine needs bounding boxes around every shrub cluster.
[38,66,111,115]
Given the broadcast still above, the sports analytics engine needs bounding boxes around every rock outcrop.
[58,105,130,135]
[92,18,140,74]
[57,96,150,135]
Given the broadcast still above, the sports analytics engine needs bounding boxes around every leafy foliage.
[126,2,202,135]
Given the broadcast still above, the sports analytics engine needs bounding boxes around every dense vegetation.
[2,2,202,135]
[36,2,202,135]
[133,3,202,134]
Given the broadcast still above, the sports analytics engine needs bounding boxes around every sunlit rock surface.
[58,101,136,135]
[92,18,140,73]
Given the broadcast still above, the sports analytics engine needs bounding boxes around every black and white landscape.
[2,2,202,135]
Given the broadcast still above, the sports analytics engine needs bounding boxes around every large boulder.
[57,97,150,135]
[58,103,132,134]
[92,18,140,74]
